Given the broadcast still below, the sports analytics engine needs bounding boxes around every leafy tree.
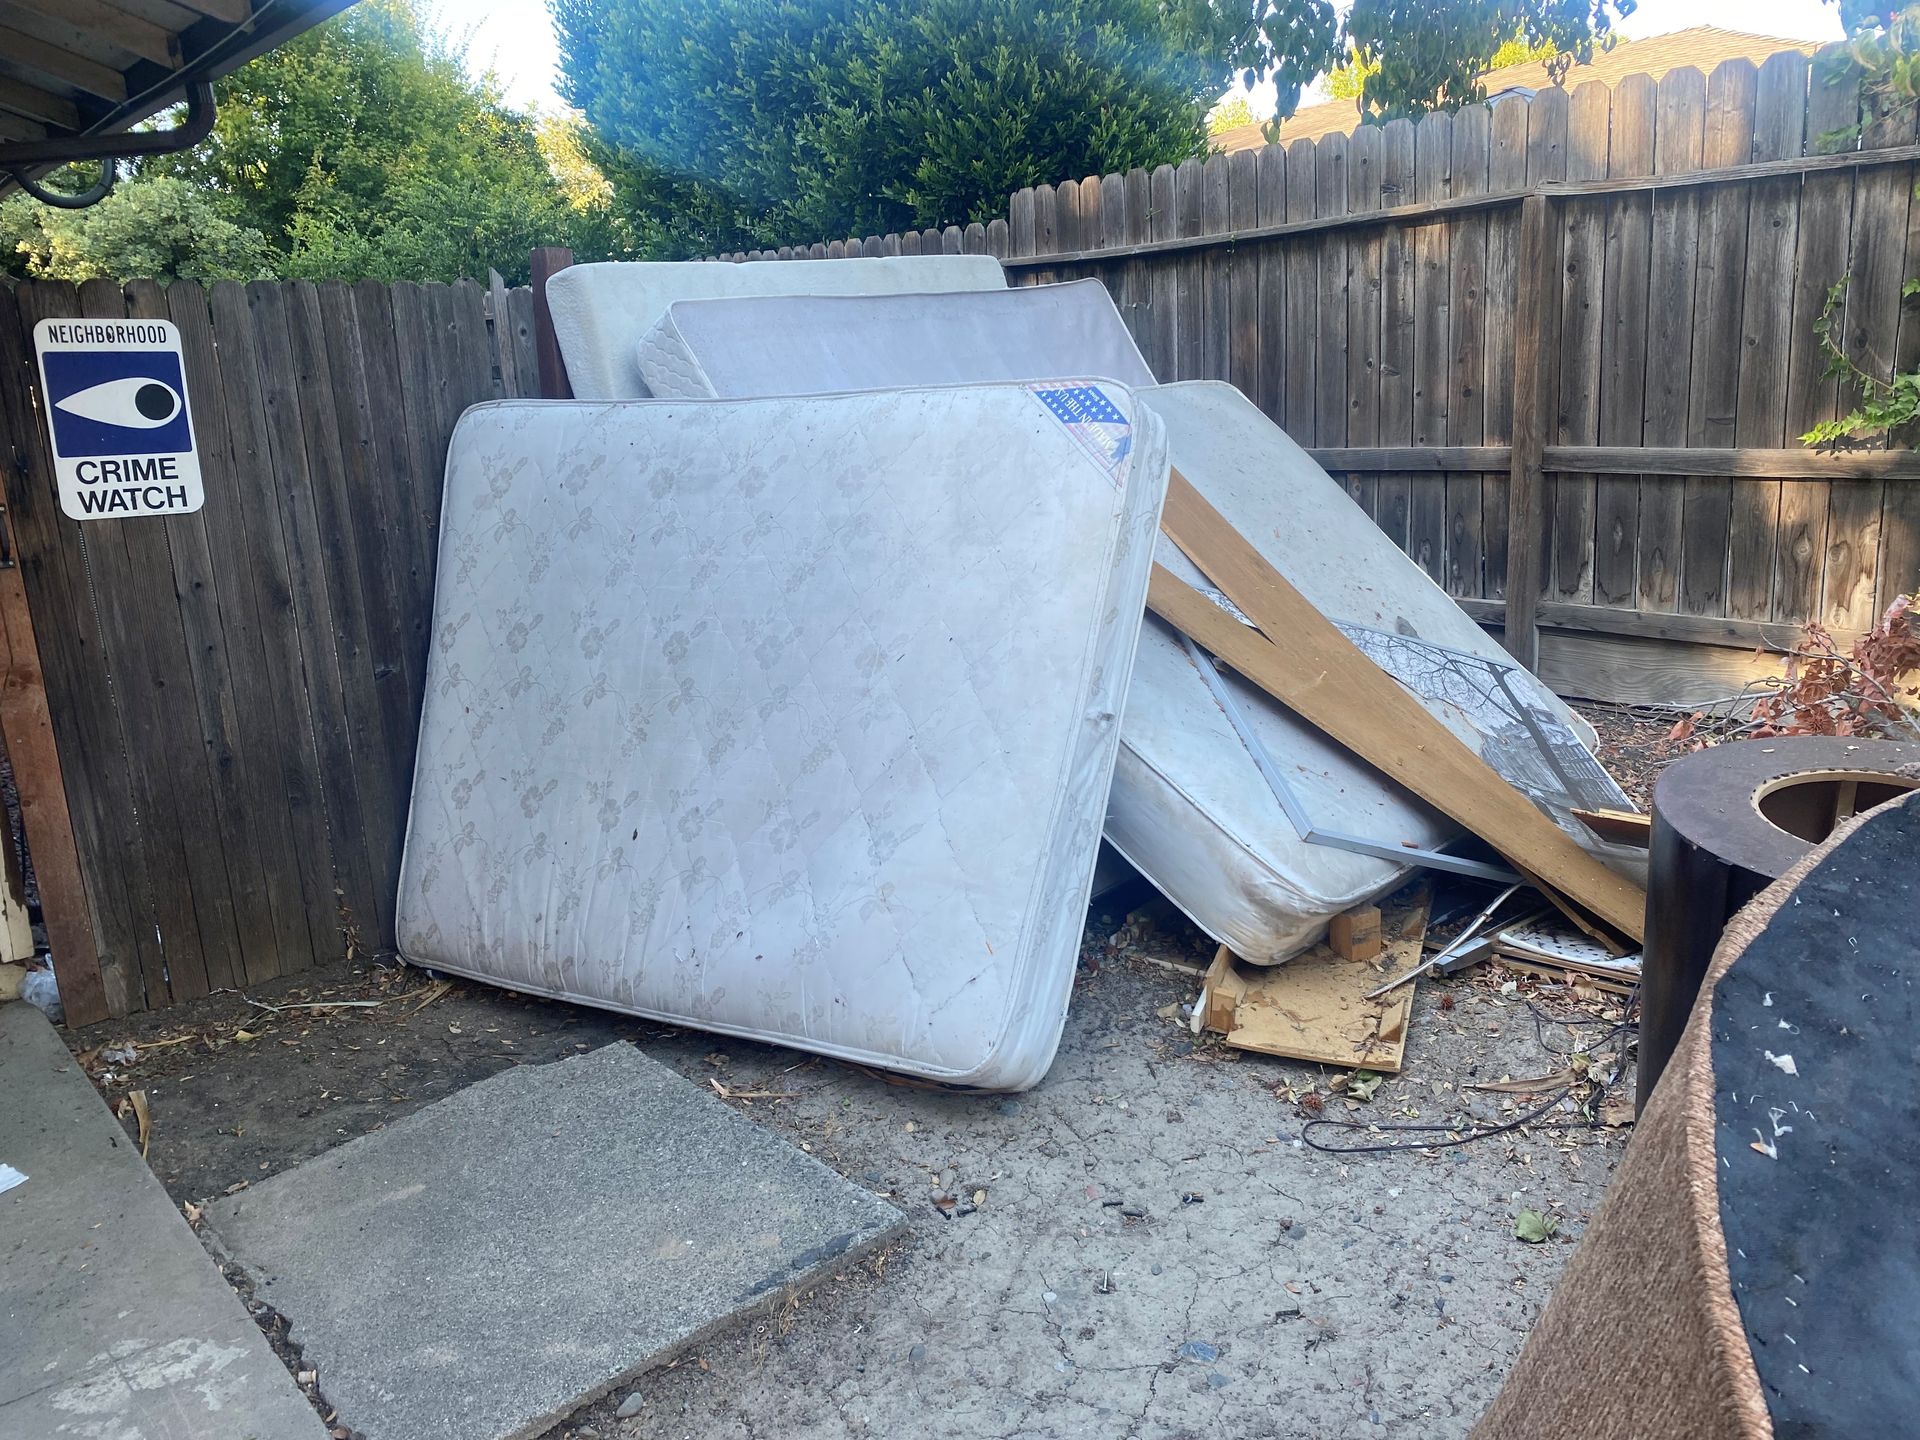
[0,176,273,284]
[1208,93,1259,135]
[555,0,1330,256]
[1326,33,1560,102]
[558,0,1625,256]
[147,0,592,282]
[1342,1,1624,123]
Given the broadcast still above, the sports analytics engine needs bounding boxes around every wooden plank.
[1227,149,1260,401]
[1459,595,1836,649]
[1728,52,1810,621]
[1482,94,1531,600]
[1522,87,1570,623]
[210,280,346,968]
[1282,139,1318,437]
[1447,101,1490,598]
[1409,111,1452,582]
[1119,167,1150,370]
[1097,170,1126,346]
[1254,145,1286,418]
[1201,154,1232,380]
[1532,626,1802,707]
[77,278,243,1003]
[1544,446,1920,477]
[529,246,573,399]
[286,280,401,949]
[1504,192,1555,670]
[1344,125,1384,517]
[1787,46,1860,627]
[1552,82,1612,606]
[1146,165,1177,384]
[1377,119,1416,550]
[1009,187,1035,259]
[1199,890,1429,1072]
[0,283,139,1015]
[1572,808,1653,846]
[505,285,538,401]
[1151,472,1646,939]
[486,269,518,400]
[0,23,125,100]
[0,113,45,144]
[0,72,80,129]
[168,280,319,984]
[1308,446,1510,471]
[1313,132,1350,451]
[319,281,424,784]
[1682,61,1759,615]
[1174,156,1205,380]
[353,280,433,692]
[1638,66,1708,613]
[385,282,448,653]
[1595,74,1655,611]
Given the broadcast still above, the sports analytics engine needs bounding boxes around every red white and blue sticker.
[1027,383,1132,484]
[34,317,204,520]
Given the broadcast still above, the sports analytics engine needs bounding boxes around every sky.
[428,0,1849,119]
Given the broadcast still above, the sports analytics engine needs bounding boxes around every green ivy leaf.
[1513,1209,1558,1244]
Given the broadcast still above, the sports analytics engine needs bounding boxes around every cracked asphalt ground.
[69,886,1631,1440]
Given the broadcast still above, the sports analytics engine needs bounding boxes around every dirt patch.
[1574,699,1695,808]
[65,879,1635,1440]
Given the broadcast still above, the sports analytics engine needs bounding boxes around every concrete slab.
[203,1042,906,1440]
[0,1002,329,1440]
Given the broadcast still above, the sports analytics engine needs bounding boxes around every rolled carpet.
[1473,789,1919,1439]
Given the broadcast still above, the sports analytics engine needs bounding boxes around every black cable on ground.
[1300,989,1639,1157]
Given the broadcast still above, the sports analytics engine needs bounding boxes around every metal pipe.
[1,82,215,171]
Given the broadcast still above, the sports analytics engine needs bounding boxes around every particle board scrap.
[1148,470,1648,943]
[1198,890,1430,1072]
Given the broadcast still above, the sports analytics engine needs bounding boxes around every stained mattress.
[615,284,1627,960]
[395,384,1169,1090]
[545,256,1006,400]
[638,280,1153,399]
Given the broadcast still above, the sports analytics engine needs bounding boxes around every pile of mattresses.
[395,257,1639,1090]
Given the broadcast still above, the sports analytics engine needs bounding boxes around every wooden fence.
[0,276,542,1022]
[4,48,1918,1021]
[703,47,1920,704]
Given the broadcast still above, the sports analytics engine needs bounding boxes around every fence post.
[530,246,574,399]
[0,502,107,1024]
[1502,192,1553,671]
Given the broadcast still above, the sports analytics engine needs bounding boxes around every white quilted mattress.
[395,384,1169,1089]
[544,257,1006,400]
[638,281,1153,399]
[606,281,1624,959]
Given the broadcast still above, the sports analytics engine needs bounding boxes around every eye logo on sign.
[54,376,185,429]
[33,318,203,521]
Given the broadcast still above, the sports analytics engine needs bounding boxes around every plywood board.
[1199,890,1429,1072]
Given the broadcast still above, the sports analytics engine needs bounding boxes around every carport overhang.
[0,0,356,203]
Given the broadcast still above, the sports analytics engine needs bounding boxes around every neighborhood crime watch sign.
[33,317,204,521]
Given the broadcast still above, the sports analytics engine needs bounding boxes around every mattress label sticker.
[1027,384,1132,485]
